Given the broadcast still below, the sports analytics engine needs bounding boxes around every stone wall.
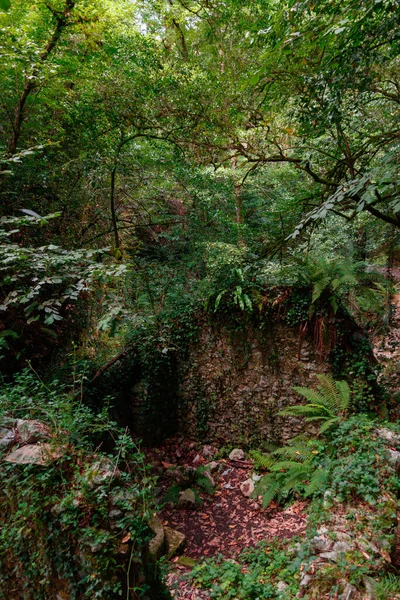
[176,319,329,446]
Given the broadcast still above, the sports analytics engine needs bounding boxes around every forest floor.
[146,439,307,599]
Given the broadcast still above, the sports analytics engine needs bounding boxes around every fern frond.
[250,450,274,470]
[259,479,280,508]
[319,418,340,434]
[304,468,329,497]
[270,460,311,471]
[316,374,343,412]
[292,386,326,405]
[281,471,310,491]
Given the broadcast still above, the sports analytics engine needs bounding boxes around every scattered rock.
[165,526,186,558]
[376,428,400,446]
[192,454,202,466]
[310,534,333,553]
[240,479,255,497]
[387,449,400,472]
[339,580,357,600]
[299,573,312,588]
[277,580,289,592]
[229,448,245,461]
[202,445,216,458]
[178,488,197,508]
[206,461,219,472]
[16,419,51,444]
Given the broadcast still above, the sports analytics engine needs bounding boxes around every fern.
[250,450,275,470]
[253,437,327,507]
[279,374,351,434]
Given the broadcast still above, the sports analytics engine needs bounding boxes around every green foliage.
[279,374,351,434]
[296,257,388,323]
[372,574,400,600]
[328,416,397,505]
[190,539,301,599]
[253,437,328,508]
[0,369,161,599]
[0,214,127,325]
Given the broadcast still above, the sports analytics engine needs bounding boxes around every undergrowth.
[0,369,168,600]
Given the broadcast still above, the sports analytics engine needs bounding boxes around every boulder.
[240,479,255,497]
[4,443,54,465]
[16,419,51,444]
[229,448,245,461]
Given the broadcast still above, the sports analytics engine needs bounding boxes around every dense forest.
[1,0,400,598]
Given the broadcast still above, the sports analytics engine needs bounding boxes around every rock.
[229,448,245,460]
[178,488,197,508]
[85,458,119,489]
[192,454,202,466]
[363,576,377,600]
[165,526,186,558]
[319,544,350,562]
[202,445,216,458]
[206,461,219,472]
[376,428,400,446]
[240,479,255,497]
[4,443,55,465]
[202,470,215,487]
[310,535,333,553]
[277,581,289,592]
[339,581,357,600]
[332,541,352,553]
[0,427,15,449]
[16,419,51,444]
[251,473,261,482]
[299,573,312,587]
[149,515,165,560]
[388,449,400,472]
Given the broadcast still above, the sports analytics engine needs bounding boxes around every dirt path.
[147,438,307,599]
